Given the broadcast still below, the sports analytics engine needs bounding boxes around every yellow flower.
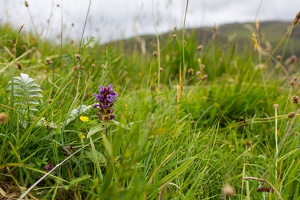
[78,132,86,139]
[80,116,89,122]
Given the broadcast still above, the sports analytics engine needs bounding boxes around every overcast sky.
[1,0,300,43]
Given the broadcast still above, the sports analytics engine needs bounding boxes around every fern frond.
[7,73,43,127]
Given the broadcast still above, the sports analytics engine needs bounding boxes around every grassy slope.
[0,21,300,199]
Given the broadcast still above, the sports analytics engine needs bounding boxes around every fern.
[7,73,43,127]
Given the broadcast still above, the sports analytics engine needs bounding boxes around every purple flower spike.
[93,84,118,122]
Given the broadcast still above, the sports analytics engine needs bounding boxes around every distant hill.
[107,21,300,58]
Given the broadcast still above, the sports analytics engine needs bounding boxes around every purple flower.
[93,84,118,122]
[43,163,55,171]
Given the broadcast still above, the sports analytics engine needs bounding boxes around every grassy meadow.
[0,6,300,200]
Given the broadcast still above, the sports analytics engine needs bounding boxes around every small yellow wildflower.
[80,116,89,122]
[78,132,86,139]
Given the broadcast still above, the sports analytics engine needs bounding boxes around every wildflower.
[78,132,86,139]
[61,145,74,156]
[153,51,158,57]
[172,34,177,39]
[43,163,54,172]
[80,116,89,122]
[0,112,8,124]
[93,84,118,123]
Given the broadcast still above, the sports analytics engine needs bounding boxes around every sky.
[1,0,300,43]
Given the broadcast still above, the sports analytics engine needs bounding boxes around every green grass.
[0,13,300,200]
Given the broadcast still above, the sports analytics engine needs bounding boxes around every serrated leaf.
[14,91,25,97]
[28,87,43,92]
[9,78,25,85]
[29,107,38,112]
[26,82,41,87]
[20,73,34,83]
[65,105,92,125]
[6,85,24,91]
[29,92,43,98]
[28,99,40,105]
[13,77,34,85]
[36,117,57,128]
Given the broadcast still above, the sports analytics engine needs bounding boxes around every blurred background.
[1,0,300,43]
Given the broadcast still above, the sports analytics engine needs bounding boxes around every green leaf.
[14,91,25,97]
[28,99,40,105]
[69,174,91,187]
[87,124,105,138]
[112,120,130,130]
[28,92,43,98]
[85,151,106,164]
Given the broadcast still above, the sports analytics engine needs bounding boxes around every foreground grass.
[0,19,300,200]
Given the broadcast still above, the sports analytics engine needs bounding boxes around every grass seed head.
[293,11,300,25]
[188,68,194,75]
[0,112,8,124]
[45,58,52,65]
[75,54,81,60]
[222,184,234,197]
[197,45,203,51]
[17,62,22,70]
[292,96,299,104]
[290,77,297,86]
[276,55,282,61]
[201,74,208,80]
[73,65,79,70]
[288,112,296,118]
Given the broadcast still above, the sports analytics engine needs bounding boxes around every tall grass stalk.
[151,0,161,90]
[274,104,279,180]
[79,0,92,53]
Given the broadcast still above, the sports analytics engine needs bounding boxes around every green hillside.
[110,21,300,58]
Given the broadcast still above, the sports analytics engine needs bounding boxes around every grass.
[0,3,300,200]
